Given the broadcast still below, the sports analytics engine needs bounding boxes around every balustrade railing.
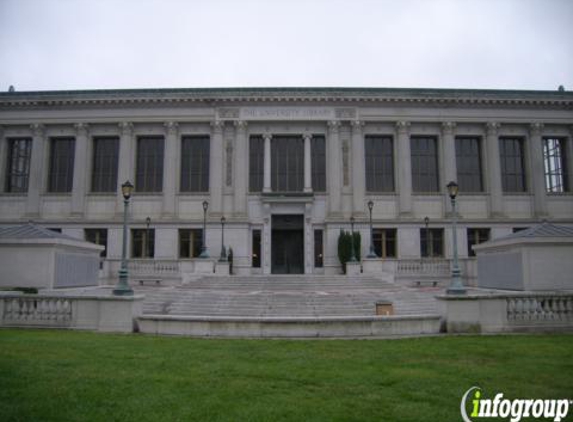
[396,259,451,276]
[506,295,573,324]
[127,260,180,276]
[2,296,72,326]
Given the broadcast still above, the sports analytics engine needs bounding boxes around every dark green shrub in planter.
[337,230,361,273]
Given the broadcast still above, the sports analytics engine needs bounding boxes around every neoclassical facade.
[0,88,572,283]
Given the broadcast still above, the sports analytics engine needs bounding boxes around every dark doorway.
[271,215,304,274]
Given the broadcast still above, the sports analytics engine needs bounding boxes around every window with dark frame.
[411,136,439,192]
[131,228,155,258]
[314,229,324,267]
[179,229,203,258]
[467,228,490,257]
[135,136,164,192]
[5,138,32,193]
[420,228,444,258]
[499,137,527,192]
[372,228,397,258]
[249,136,264,192]
[271,135,304,192]
[311,136,326,192]
[91,137,119,193]
[455,136,483,192]
[181,135,210,192]
[543,137,568,193]
[48,137,75,193]
[252,229,261,268]
[85,228,108,258]
[365,135,394,192]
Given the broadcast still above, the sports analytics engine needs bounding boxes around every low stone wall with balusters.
[0,290,144,333]
[437,292,573,333]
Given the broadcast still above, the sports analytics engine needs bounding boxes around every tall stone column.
[71,123,89,217]
[209,120,224,214]
[351,120,365,213]
[327,121,342,215]
[234,121,248,215]
[485,122,503,217]
[396,121,412,217]
[303,133,313,193]
[529,123,548,217]
[162,121,179,217]
[116,122,134,214]
[263,133,272,193]
[25,123,46,217]
[567,126,573,191]
[0,126,5,191]
[442,122,457,186]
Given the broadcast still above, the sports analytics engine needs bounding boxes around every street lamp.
[367,200,377,258]
[145,216,151,258]
[199,200,209,258]
[424,216,430,259]
[114,180,134,296]
[446,181,465,294]
[349,216,357,262]
[219,216,227,262]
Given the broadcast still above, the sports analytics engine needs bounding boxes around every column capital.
[118,122,133,136]
[327,120,341,133]
[234,120,248,133]
[302,132,313,141]
[262,132,272,141]
[529,122,544,136]
[210,120,225,133]
[351,120,364,134]
[395,121,410,134]
[485,122,500,136]
[30,123,45,137]
[441,121,456,135]
[164,121,179,135]
[74,123,89,136]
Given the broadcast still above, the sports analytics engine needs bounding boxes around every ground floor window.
[372,228,397,258]
[467,228,490,257]
[84,228,108,258]
[179,229,203,258]
[314,229,323,268]
[132,228,155,258]
[252,230,261,268]
[420,228,444,258]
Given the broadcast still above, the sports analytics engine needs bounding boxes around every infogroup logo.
[461,387,571,422]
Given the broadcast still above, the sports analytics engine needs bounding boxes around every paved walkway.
[138,275,443,317]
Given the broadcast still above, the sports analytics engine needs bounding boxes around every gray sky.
[1,0,572,91]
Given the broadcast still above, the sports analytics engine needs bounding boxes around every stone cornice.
[1,87,572,109]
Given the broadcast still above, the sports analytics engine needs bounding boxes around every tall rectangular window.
[48,137,75,193]
[499,137,526,192]
[91,137,119,192]
[181,136,210,192]
[132,228,155,258]
[467,228,490,257]
[456,137,483,192]
[311,136,326,192]
[249,136,264,192]
[373,228,397,258]
[272,135,304,192]
[136,136,164,192]
[5,138,32,193]
[252,229,261,268]
[420,228,444,258]
[411,136,439,192]
[85,228,108,258]
[365,135,394,192]
[314,229,324,267]
[179,229,203,258]
[543,137,568,193]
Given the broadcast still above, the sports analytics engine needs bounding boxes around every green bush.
[337,230,361,273]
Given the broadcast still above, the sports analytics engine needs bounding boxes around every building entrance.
[271,215,304,274]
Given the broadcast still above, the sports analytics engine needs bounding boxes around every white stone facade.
[0,88,572,282]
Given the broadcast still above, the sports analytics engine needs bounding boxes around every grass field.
[1,330,572,422]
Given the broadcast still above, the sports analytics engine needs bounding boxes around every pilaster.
[396,121,412,217]
[351,120,365,214]
[303,132,313,193]
[233,121,248,215]
[71,123,89,217]
[485,122,504,217]
[327,121,342,215]
[162,121,179,217]
[263,133,272,193]
[25,123,46,217]
[568,126,573,191]
[0,126,5,191]
[529,123,548,217]
[116,122,134,214]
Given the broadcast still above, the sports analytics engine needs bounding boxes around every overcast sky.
[0,0,572,92]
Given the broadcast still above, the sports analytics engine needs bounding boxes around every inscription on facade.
[240,107,335,120]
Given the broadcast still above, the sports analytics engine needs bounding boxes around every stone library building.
[0,87,572,284]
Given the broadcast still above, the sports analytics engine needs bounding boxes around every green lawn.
[0,330,572,422]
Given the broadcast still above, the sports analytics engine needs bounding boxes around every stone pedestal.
[215,261,230,275]
[362,258,383,275]
[346,262,361,277]
[194,259,215,274]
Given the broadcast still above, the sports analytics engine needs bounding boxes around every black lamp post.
[367,200,377,258]
[199,200,209,258]
[424,216,430,258]
[145,216,151,258]
[114,180,134,296]
[446,181,465,294]
[349,216,357,262]
[219,216,227,262]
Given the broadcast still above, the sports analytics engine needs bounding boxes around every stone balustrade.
[396,259,451,276]
[506,295,573,323]
[2,295,72,326]
[128,259,181,276]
